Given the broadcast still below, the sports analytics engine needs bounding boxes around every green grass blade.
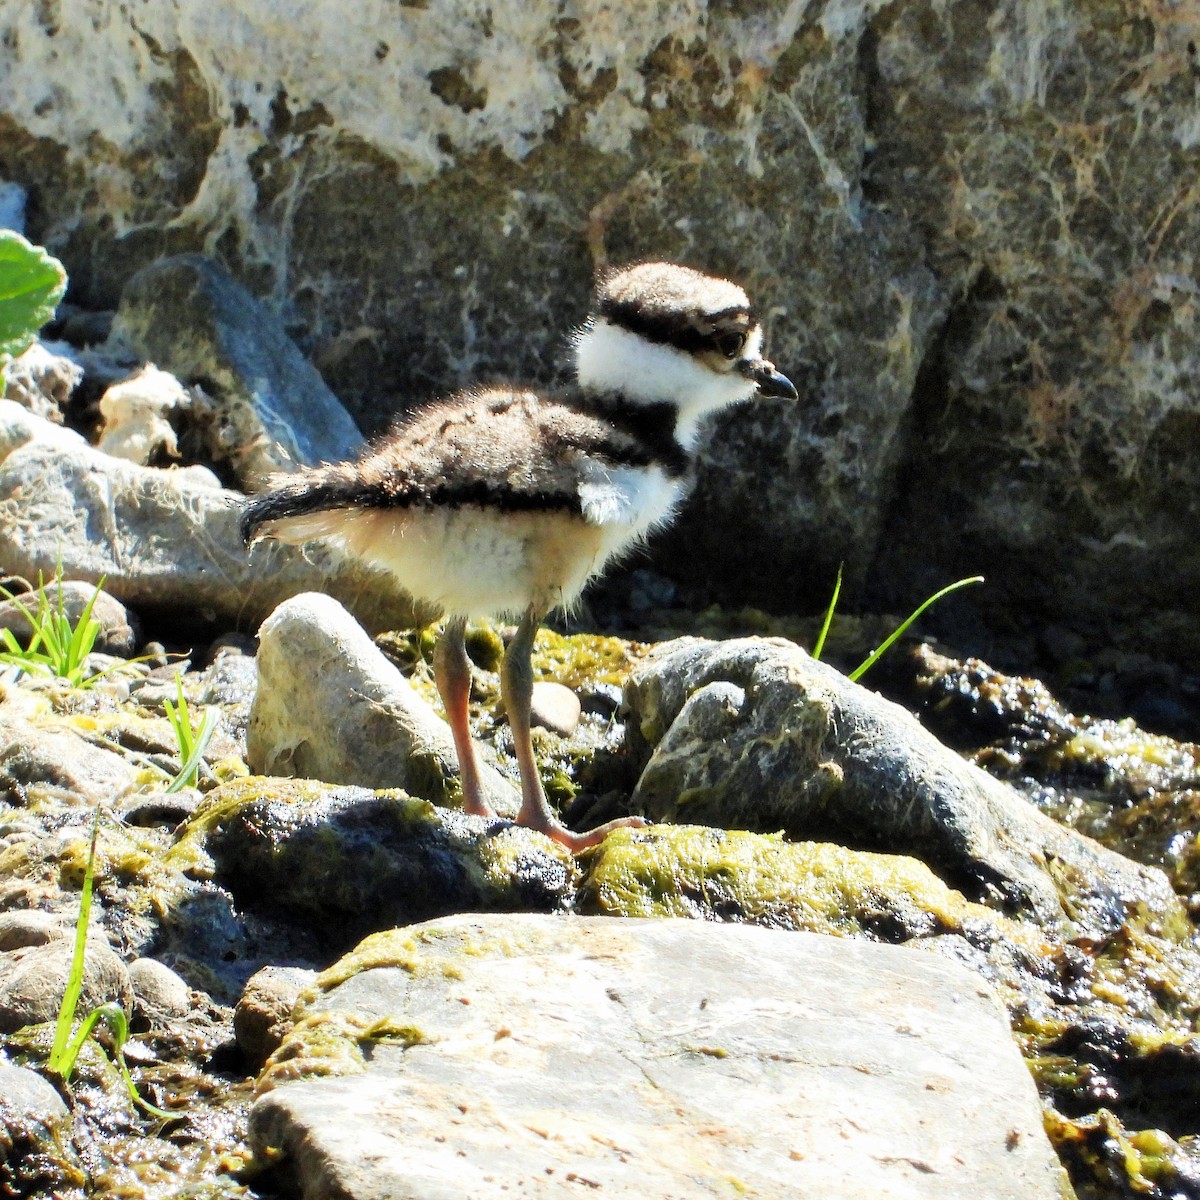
[811,563,843,662]
[48,809,100,1080]
[60,1002,176,1121]
[102,1005,176,1121]
[164,706,219,793]
[172,675,193,756]
[848,576,984,683]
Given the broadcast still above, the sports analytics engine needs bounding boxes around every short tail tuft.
[239,468,363,547]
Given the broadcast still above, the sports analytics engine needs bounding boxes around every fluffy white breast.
[574,320,758,450]
[577,461,684,535]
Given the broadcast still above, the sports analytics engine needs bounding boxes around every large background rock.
[0,1,1196,665]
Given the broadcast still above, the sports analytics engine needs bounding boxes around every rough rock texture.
[0,719,136,806]
[3,1,1197,663]
[0,938,133,1033]
[0,412,415,633]
[2,341,81,424]
[110,256,364,487]
[196,778,577,957]
[248,592,519,814]
[0,1059,78,1183]
[0,910,70,952]
[624,636,1181,925]
[250,913,1069,1200]
[235,965,317,1069]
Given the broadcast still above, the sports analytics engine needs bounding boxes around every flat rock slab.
[250,914,1068,1200]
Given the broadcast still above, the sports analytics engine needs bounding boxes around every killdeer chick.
[241,262,797,850]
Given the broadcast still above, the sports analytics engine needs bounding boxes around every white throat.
[573,320,760,450]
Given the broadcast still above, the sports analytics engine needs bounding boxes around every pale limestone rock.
[250,913,1069,1200]
[1,342,81,424]
[247,593,518,816]
[0,430,417,632]
[0,398,86,459]
[96,364,186,463]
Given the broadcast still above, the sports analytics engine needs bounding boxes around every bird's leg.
[433,616,495,819]
[502,606,645,852]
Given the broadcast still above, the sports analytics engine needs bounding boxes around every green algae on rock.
[625,637,1184,936]
[581,824,1036,944]
[185,777,579,958]
[1044,1107,1200,1200]
[906,645,1200,916]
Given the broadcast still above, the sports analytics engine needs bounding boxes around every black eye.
[715,331,746,358]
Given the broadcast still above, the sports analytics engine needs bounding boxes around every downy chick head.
[573,261,798,448]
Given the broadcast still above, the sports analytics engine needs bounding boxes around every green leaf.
[0,231,67,370]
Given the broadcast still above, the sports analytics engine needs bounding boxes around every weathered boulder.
[3,1,1197,663]
[189,777,575,957]
[109,255,364,488]
[248,592,518,814]
[250,913,1069,1200]
[0,425,415,632]
[623,636,1181,926]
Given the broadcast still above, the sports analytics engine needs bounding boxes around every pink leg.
[433,616,495,819]
[502,607,645,852]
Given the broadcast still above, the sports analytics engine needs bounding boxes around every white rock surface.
[96,364,186,463]
[250,913,1069,1200]
[248,593,518,815]
[2,341,81,423]
[0,424,415,632]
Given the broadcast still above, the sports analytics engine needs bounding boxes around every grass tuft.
[44,808,174,1121]
[163,672,220,793]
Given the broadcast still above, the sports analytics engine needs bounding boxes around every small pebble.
[128,957,192,1019]
[234,965,318,1069]
[529,681,582,737]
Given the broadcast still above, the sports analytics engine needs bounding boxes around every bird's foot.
[527,813,647,853]
[461,793,498,820]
